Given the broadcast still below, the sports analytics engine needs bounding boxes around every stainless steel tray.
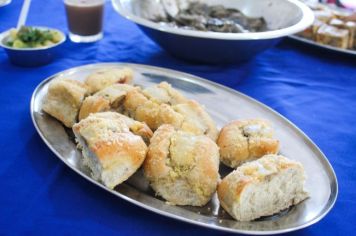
[289,35,356,56]
[31,63,338,235]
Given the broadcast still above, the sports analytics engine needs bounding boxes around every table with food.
[0,0,354,235]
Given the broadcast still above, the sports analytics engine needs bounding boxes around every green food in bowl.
[5,26,63,48]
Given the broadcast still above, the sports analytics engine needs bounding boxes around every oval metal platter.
[289,35,356,56]
[31,63,338,235]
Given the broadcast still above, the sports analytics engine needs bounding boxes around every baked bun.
[79,84,135,120]
[173,100,218,141]
[144,125,220,206]
[124,86,218,140]
[85,67,133,94]
[73,112,148,189]
[42,78,88,128]
[217,154,308,221]
[217,119,279,168]
[90,112,153,144]
[142,82,188,105]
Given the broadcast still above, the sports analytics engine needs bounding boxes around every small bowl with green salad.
[0,26,66,67]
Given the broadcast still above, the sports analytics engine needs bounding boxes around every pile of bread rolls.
[42,67,308,222]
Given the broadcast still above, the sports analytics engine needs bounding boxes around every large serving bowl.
[0,26,66,67]
[112,0,314,63]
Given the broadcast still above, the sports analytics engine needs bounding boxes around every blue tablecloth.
[1,1,355,235]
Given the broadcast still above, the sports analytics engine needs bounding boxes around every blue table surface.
[0,1,355,235]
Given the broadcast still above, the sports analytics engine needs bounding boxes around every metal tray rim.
[30,62,338,235]
[289,35,356,56]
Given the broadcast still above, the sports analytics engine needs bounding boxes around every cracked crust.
[79,84,136,121]
[217,119,279,168]
[85,67,133,94]
[72,112,148,189]
[144,124,220,206]
[42,78,89,128]
[142,82,188,105]
[217,154,309,221]
[123,85,218,140]
[85,112,153,144]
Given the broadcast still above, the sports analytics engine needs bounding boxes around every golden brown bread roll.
[90,112,153,144]
[79,84,136,120]
[85,67,133,94]
[217,119,279,168]
[217,154,308,221]
[73,112,148,189]
[144,124,220,206]
[142,82,188,105]
[42,78,89,128]
[123,86,218,140]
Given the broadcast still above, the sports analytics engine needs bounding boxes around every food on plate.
[313,10,334,23]
[142,82,188,105]
[173,100,218,140]
[147,1,268,33]
[73,112,148,189]
[4,26,63,48]
[217,154,308,221]
[297,2,355,50]
[124,87,218,140]
[217,119,279,168]
[144,124,220,206]
[87,112,153,144]
[345,21,356,48]
[298,19,324,39]
[42,78,88,128]
[85,67,133,93]
[329,19,356,48]
[79,83,136,120]
[40,66,313,221]
[316,24,349,49]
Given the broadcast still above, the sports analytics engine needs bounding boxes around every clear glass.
[64,0,104,43]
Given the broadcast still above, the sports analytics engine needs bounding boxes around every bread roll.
[85,67,133,94]
[144,125,220,206]
[42,78,88,128]
[79,84,135,120]
[173,100,218,140]
[217,154,308,221]
[73,112,148,189]
[124,86,218,140]
[217,119,279,168]
[142,82,188,105]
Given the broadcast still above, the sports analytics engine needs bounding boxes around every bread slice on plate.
[217,154,308,221]
[73,112,148,189]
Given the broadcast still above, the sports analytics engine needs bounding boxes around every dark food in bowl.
[150,2,268,33]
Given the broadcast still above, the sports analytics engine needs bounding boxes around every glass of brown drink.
[64,0,104,43]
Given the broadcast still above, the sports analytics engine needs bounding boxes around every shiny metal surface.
[31,63,338,235]
[111,0,314,63]
[290,35,356,56]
